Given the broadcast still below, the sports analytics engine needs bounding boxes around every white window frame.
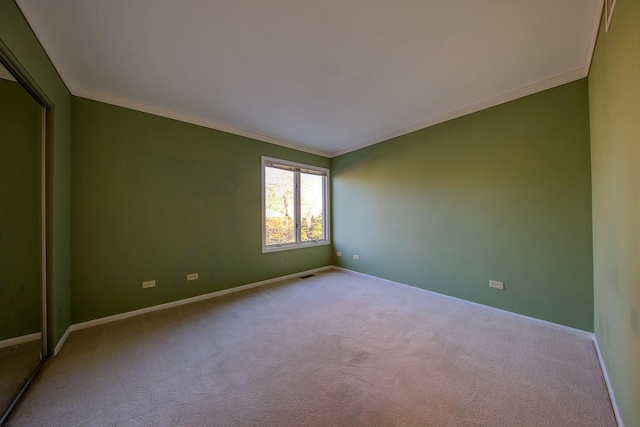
[261,156,330,253]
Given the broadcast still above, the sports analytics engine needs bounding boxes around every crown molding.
[18,0,333,157]
[329,67,588,158]
[0,65,17,82]
[18,0,599,160]
[74,67,589,160]
[15,0,74,91]
[71,86,331,158]
[585,0,605,75]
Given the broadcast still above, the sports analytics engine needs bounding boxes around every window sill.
[262,240,330,253]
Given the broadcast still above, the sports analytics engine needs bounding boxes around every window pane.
[300,172,324,241]
[265,167,295,245]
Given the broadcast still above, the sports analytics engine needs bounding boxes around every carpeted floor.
[7,270,616,426]
[0,340,41,418]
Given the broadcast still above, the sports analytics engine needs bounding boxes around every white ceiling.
[17,0,602,157]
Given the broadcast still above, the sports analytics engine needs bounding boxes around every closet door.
[0,59,47,424]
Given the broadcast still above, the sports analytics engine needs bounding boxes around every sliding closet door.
[0,61,46,424]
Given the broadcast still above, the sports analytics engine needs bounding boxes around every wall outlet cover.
[187,273,199,281]
[142,280,156,289]
[489,280,505,290]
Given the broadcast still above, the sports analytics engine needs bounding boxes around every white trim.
[49,264,624,426]
[74,68,588,160]
[593,335,625,427]
[329,266,626,422]
[16,0,601,160]
[0,333,41,349]
[53,326,72,356]
[330,266,593,339]
[329,68,587,157]
[261,156,331,253]
[72,86,331,158]
[0,66,17,82]
[14,0,74,90]
[69,266,333,333]
[40,101,48,358]
[586,0,605,75]
[605,0,618,32]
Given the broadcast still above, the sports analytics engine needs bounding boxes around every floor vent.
[300,274,315,279]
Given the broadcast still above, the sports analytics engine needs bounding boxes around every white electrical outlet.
[353,255,359,260]
[337,252,342,257]
[142,280,156,289]
[187,273,198,281]
[489,280,505,290]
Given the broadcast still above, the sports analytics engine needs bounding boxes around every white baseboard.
[593,335,625,427]
[0,332,41,349]
[330,266,593,339]
[330,266,627,424]
[64,265,333,337]
[54,326,72,356]
[50,264,624,426]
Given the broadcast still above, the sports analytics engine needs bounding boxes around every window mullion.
[295,172,301,243]
[322,176,327,240]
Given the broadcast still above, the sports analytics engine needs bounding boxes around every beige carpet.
[0,340,41,418]
[7,270,616,426]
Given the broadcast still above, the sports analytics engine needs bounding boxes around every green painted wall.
[332,79,593,331]
[0,78,42,340]
[0,0,72,352]
[70,97,331,323]
[589,0,640,425]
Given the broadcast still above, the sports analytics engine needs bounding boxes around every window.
[262,156,330,252]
